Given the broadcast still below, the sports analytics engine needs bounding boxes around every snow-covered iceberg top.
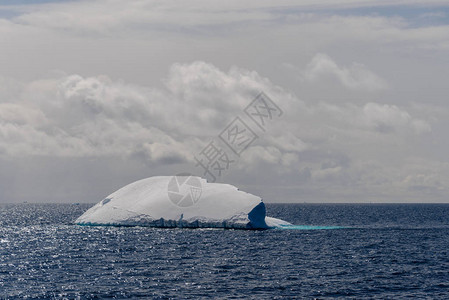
[75,176,290,229]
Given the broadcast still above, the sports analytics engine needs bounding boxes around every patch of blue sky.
[0,0,75,5]
[337,6,449,27]
[270,5,449,28]
[0,7,20,19]
[0,0,76,20]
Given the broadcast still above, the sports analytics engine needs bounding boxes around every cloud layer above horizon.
[0,0,448,203]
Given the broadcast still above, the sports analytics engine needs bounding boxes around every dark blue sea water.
[1,203,449,299]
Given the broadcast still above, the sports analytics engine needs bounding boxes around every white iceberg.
[75,176,290,229]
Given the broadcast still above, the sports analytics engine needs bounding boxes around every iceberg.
[75,176,290,229]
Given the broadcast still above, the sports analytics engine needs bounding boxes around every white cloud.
[1,61,409,162]
[312,165,343,181]
[0,62,286,163]
[361,102,431,134]
[303,53,388,91]
[402,173,443,191]
[0,103,47,126]
[264,132,308,153]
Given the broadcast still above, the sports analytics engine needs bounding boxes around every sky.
[0,0,448,203]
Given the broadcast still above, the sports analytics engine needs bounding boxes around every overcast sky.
[0,0,448,203]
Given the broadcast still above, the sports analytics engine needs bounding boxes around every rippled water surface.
[1,203,449,299]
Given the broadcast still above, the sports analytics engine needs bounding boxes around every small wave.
[276,225,346,230]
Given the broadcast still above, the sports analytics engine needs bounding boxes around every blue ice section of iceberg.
[75,176,290,230]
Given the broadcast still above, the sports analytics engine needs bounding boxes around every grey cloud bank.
[0,0,448,203]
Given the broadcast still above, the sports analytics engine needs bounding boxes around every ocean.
[0,203,448,299]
